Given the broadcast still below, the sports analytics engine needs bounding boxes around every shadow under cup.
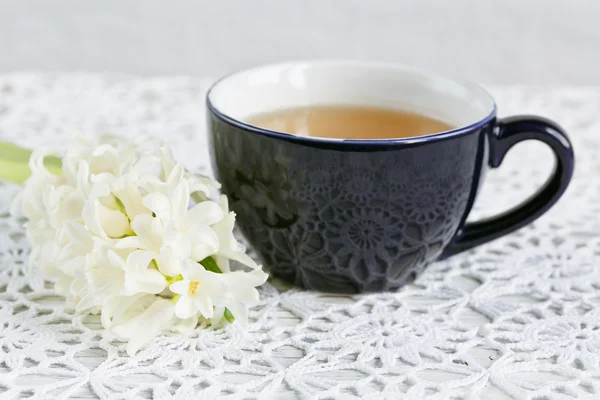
[207,61,574,294]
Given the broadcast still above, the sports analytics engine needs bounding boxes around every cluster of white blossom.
[11,135,267,355]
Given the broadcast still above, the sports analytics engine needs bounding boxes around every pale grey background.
[0,0,598,84]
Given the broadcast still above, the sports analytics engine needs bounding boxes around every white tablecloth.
[0,75,599,399]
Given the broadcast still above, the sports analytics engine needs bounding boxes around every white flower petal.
[118,214,162,252]
[185,201,225,228]
[124,269,165,295]
[99,204,131,238]
[75,291,96,313]
[164,163,184,189]
[186,226,219,261]
[75,160,91,196]
[170,280,191,296]
[180,259,209,280]
[243,268,269,287]
[116,235,148,250]
[172,315,199,332]
[226,302,249,327]
[194,295,214,319]
[174,295,197,319]
[101,293,146,329]
[171,179,190,224]
[107,250,127,270]
[58,255,87,277]
[28,148,59,177]
[213,212,258,269]
[158,247,183,277]
[129,214,155,235]
[55,272,73,297]
[142,192,171,220]
[58,220,93,262]
[89,180,112,202]
[213,256,230,273]
[112,298,175,356]
[112,179,148,218]
[221,269,267,304]
[83,200,131,239]
[188,173,221,194]
[126,250,155,274]
[61,192,86,222]
[210,306,227,326]
[85,248,126,306]
[82,201,106,239]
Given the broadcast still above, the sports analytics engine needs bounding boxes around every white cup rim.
[206,60,497,145]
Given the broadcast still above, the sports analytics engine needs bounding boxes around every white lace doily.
[0,75,599,399]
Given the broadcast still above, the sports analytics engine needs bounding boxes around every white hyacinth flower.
[212,195,259,272]
[116,185,224,276]
[102,293,176,356]
[218,268,269,326]
[9,135,269,356]
[169,259,228,319]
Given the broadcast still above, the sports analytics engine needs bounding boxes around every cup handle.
[440,115,575,258]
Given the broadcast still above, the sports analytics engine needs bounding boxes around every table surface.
[0,75,599,399]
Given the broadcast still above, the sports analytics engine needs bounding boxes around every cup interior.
[207,61,496,137]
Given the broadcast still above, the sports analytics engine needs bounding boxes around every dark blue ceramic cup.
[207,61,574,293]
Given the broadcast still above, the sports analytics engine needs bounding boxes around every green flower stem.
[0,140,61,184]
